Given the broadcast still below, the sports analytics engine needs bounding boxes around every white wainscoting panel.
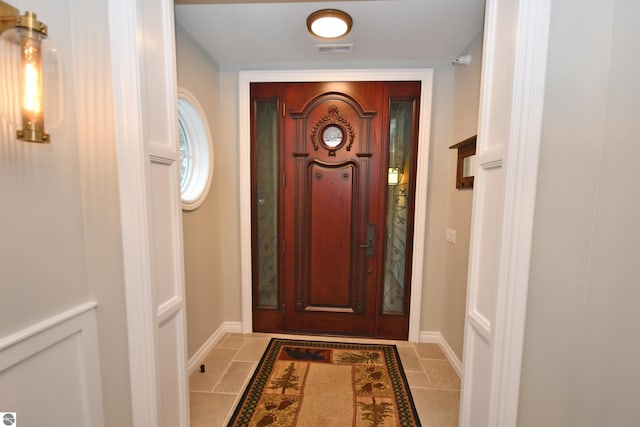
[149,159,182,306]
[158,311,186,427]
[0,303,104,427]
[462,330,491,424]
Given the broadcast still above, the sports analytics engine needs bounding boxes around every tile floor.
[189,333,460,427]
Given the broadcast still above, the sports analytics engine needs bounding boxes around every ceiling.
[174,0,485,67]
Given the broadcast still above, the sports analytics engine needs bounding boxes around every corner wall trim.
[187,321,242,374]
[419,331,463,377]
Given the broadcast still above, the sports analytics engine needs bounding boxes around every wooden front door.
[251,81,420,340]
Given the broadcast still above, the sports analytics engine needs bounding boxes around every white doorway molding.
[459,0,551,425]
[238,69,434,342]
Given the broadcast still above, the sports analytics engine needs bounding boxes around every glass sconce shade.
[17,27,46,141]
[0,6,61,143]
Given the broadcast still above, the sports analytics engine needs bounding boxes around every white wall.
[72,0,132,424]
[175,24,228,358]
[518,0,640,425]
[0,0,132,425]
[0,0,89,338]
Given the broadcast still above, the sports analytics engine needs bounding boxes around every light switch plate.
[446,228,456,244]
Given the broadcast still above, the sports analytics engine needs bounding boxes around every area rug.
[227,338,421,426]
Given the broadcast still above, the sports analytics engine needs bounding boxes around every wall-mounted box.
[449,135,476,189]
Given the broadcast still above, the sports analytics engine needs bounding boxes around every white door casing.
[238,69,434,343]
[459,0,551,425]
[109,0,189,426]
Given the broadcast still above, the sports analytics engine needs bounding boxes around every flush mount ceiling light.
[307,9,353,39]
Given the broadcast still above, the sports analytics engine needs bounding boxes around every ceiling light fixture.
[307,9,353,39]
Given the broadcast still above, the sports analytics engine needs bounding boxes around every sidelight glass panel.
[255,100,279,307]
[383,101,414,313]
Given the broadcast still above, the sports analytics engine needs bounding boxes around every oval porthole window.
[177,88,213,210]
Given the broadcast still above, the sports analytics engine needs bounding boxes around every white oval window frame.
[177,88,214,211]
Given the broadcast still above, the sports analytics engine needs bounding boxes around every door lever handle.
[360,224,376,257]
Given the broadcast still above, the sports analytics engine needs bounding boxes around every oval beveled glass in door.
[383,100,414,313]
[255,100,278,307]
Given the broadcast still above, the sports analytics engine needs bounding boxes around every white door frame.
[238,69,434,342]
[109,0,189,425]
[459,0,551,425]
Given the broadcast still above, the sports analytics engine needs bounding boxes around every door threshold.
[252,330,409,344]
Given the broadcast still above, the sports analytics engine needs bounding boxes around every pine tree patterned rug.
[227,338,421,427]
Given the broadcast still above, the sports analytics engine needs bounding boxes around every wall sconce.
[1,1,51,143]
[388,167,401,186]
[307,9,353,39]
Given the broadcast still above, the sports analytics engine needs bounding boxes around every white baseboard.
[186,324,462,378]
[187,321,242,374]
[419,331,463,378]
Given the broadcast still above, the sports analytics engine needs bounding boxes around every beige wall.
[420,32,483,361]
[176,25,231,357]
[176,27,482,353]
[213,64,469,332]
[0,0,132,425]
[442,31,483,360]
[218,71,244,322]
[420,66,454,333]
[518,0,640,425]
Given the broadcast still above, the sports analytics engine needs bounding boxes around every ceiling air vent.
[316,44,353,54]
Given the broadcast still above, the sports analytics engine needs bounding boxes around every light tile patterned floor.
[189,333,460,427]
